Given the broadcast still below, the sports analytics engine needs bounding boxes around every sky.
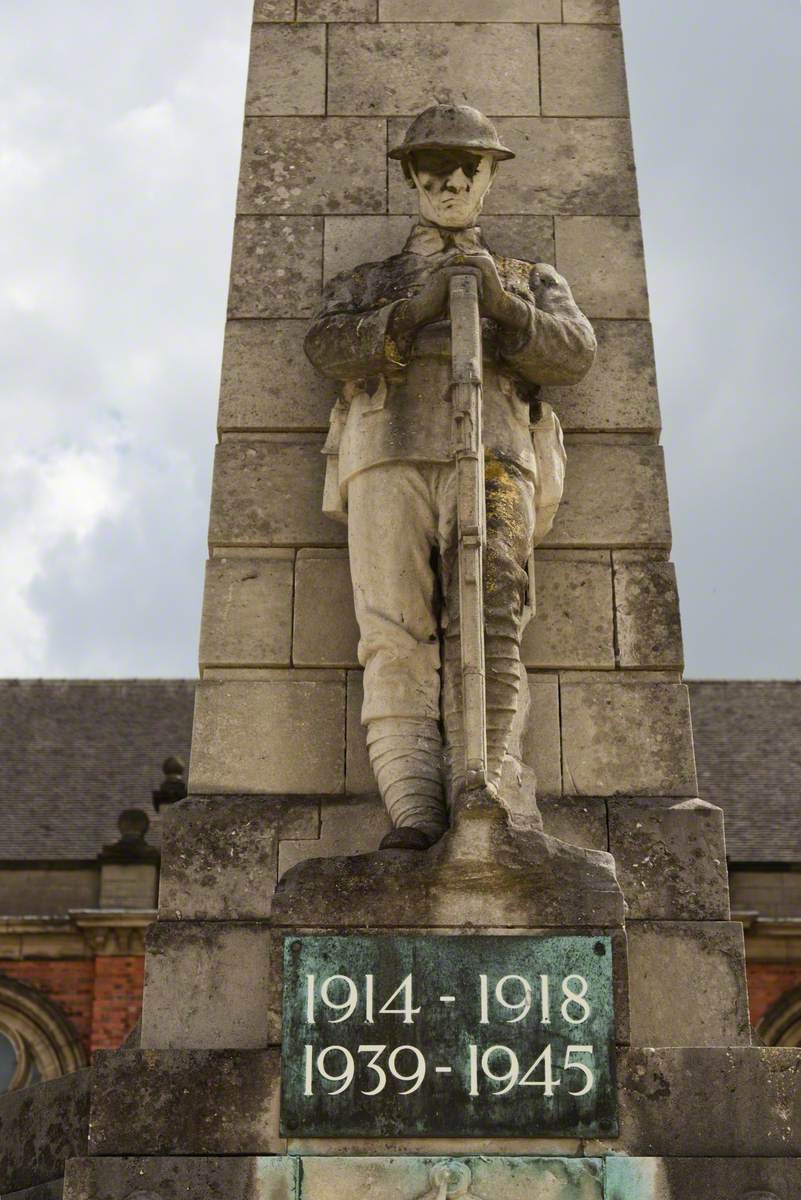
[0,1,799,679]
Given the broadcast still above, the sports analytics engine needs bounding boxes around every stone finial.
[152,755,188,812]
[99,808,160,865]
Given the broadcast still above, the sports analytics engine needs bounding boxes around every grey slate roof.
[0,679,798,863]
[689,681,801,864]
[0,680,194,860]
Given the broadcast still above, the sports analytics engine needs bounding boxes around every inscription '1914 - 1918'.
[281,935,618,1139]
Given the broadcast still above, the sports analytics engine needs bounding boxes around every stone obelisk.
[3,4,801,1200]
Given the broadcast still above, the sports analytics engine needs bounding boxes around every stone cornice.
[0,910,156,959]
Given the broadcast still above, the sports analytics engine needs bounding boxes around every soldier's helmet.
[388,104,515,164]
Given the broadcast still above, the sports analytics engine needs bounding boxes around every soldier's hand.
[393,271,452,335]
[442,252,530,332]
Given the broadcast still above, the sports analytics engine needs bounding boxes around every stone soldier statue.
[305,104,596,851]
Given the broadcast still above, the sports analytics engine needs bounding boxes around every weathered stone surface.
[190,675,346,794]
[614,557,684,669]
[555,216,649,318]
[302,1157,602,1200]
[158,795,316,920]
[563,0,620,21]
[345,671,375,793]
[380,0,562,20]
[219,320,335,431]
[0,1070,89,1193]
[607,1156,801,1200]
[245,25,326,116]
[253,0,295,18]
[521,555,614,669]
[141,922,281,1049]
[480,215,556,264]
[65,1156,297,1200]
[279,795,392,875]
[324,215,412,281]
[545,321,660,433]
[541,25,628,116]
[7,1184,63,1200]
[299,0,377,18]
[238,118,386,215]
[89,1049,283,1155]
[627,921,750,1048]
[199,553,294,668]
[229,217,322,318]
[609,797,730,920]
[521,672,562,797]
[274,791,623,927]
[544,442,670,549]
[488,118,636,215]
[539,796,608,850]
[293,548,360,667]
[561,679,697,796]
[328,24,540,117]
[209,436,345,548]
[609,1047,801,1157]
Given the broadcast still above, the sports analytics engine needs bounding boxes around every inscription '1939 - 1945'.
[281,935,618,1139]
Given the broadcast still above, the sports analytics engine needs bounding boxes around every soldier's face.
[409,150,496,229]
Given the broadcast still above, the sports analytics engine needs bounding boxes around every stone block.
[324,216,413,281]
[208,436,345,548]
[611,1046,801,1157]
[253,0,295,18]
[228,216,323,318]
[561,678,697,796]
[328,24,540,117]
[627,921,750,1048]
[65,1156,298,1200]
[245,25,325,116]
[563,0,620,21]
[487,118,636,216]
[141,921,281,1049]
[541,25,628,117]
[279,795,391,876]
[609,797,729,920]
[544,442,670,549]
[302,1157,602,1200]
[89,1049,283,1155]
[7,1184,62,1200]
[293,548,360,667]
[539,795,608,850]
[521,672,562,797]
[614,557,684,669]
[607,1156,801,1200]
[158,794,302,920]
[345,671,375,794]
[0,1069,89,1193]
[98,862,158,909]
[545,321,660,433]
[238,118,386,215]
[480,216,556,265]
[380,0,562,18]
[219,320,335,432]
[299,0,377,17]
[190,674,346,794]
[199,553,294,668]
[521,555,614,669]
[555,216,649,318]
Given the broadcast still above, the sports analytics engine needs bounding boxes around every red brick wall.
[0,956,144,1058]
[747,961,801,1027]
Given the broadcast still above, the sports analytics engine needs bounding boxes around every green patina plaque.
[281,934,618,1138]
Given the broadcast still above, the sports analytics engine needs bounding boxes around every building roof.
[0,678,798,864]
[689,681,801,864]
[0,680,194,860]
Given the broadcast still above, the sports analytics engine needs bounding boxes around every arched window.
[756,983,801,1047]
[0,976,86,1093]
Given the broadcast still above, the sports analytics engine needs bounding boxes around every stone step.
[88,1047,801,1159]
[0,1069,89,1195]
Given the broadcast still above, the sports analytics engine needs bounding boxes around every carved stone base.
[273,788,624,928]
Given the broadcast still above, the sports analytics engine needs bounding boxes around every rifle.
[449,272,488,791]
